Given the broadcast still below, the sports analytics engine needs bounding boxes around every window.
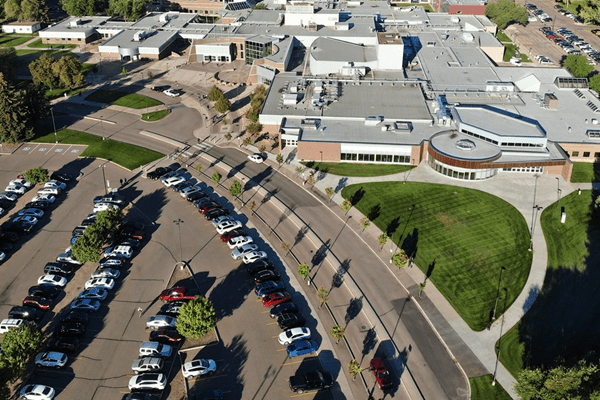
[584,152,591,157]
[572,151,580,157]
[595,152,600,158]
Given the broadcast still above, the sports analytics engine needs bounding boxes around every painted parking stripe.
[62,145,72,155]
[28,144,40,153]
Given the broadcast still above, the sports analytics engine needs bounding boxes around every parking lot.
[0,151,337,400]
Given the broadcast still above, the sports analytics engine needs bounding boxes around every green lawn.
[470,375,512,400]
[85,90,162,110]
[142,109,170,122]
[15,49,70,57]
[32,129,163,170]
[45,87,88,100]
[301,162,414,177]
[0,33,34,47]
[570,162,600,183]
[341,182,532,331]
[499,190,600,376]
[503,43,532,63]
[26,39,76,49]
[496,30,512,43]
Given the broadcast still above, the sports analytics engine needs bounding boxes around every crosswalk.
[174,141,214,159]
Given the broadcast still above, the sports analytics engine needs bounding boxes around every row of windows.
[340,153,411,164]
[429,158,497,180]
[461,129,499,146]
[204,55,230,62]
[570,151,600,158]
[461,129,545,148]
[502,166,544,173]
[284,139,297,147]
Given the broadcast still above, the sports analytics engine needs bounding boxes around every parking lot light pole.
[530,205,543,251]
[174,219,184,262]
[101,164,107,195]
[50,108,58,144]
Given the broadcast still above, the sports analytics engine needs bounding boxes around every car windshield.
[42,387,51,394]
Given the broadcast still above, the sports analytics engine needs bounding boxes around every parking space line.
[28,144,40,153]
[62,145,73,155]
[266,321,277,326]
[283,360,303,366]
[277,348,287,352]
[291,393,314,398]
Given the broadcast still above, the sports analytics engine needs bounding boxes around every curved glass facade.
[428,157,497,180]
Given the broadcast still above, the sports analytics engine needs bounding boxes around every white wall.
[377,43,403,70]
[2,23,41,33]
[285,12,339,27]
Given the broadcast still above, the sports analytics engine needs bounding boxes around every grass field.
[142,109,170,122]
[470,375,512,400]
[570,162,599,182]
[45,87,88,99]
[496,30,512,43]
[26,39,76,49]
[341,182,532,331]
[503,43,533,62]
[301,162,414,177]
[32,129,163,170]
[0,33,33,47]
[499,190,600,376]
[85,90,162,110]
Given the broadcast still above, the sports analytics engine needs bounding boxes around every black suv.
[61,311,89,324]
[44,262,75,277]
[246,260,274,275]
[8,306,44,323]
[57,322,86,337]
[48,336,79,354]
[28,285,62,300]
[147,167,169,180]
[277,313,305,331]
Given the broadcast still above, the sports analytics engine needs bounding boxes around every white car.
[91,268,120,280]
[128,373,167,391]
[248,154,264,163]
[163,88,181,97]
[278,327,311,346]
[227,235,253,249]
[35,351,67,368]
[18,208,44,218]
[13,215,38,225]
[19,384,55,400]
[215,220,243,235]
[10,178,32,188]
[5,184,27,194]
[37,187,60,196]
[37,274,67,287]
[231,243,259,260]
[509,58,522,67]
[70,298,101,312]
[84,278,115,290]
[93,203,119,213]
[44,180,66,190]
[161,176,186,187]
[57,252,81,265]
[211,215,231,227]
[242,250,268,264]
[31,194,55,203]
[0,192,19,201]
[182,359,217,378]
[77,287,109,301]
[180,185,201,198]
[146,315,177,331]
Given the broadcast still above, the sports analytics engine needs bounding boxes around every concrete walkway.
[252,151,590,399]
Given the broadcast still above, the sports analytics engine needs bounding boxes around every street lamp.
[492,288,508,386]
[556,177,561,203]
[50,108,58,144]
[173,219,184,262]
[530,205,543,251]
[101,164,108,195]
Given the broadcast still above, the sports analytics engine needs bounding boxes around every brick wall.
[298,142,341,162]
[559,142,600,162]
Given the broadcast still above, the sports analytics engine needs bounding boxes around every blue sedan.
[286,340,319,358]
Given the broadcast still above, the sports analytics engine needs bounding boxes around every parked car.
[287,339,318,358]
[158,301,185,317]
[43,262,74,277]
[132,357,164,374]
[70,299,101,312]
[180,185,201,198]
[139,342,172,358]
[289,371,334,394]
[231,243,259,260]
[163,88,181,97]
[242,251,268,264]
[124,393,161,400]
[254,269,280,283]
[269,302,298,319]
[277,313,305,331]
[23,296,52,310]
[61,311,89,324]
[84,278,115,290]
[182,359,217,378]
[119,223,146,240]
[8,306,44,323]
[13,215,38,225]
[149,328,183,344]
[5,185,27,195]
[35,351,67,369]
[0,192,18,202]
[216,220,242,235]
[19,384,55,400]
[147,167,169,180]
[160,287,195,302]
[99,257,127,268]
[10,178,32,188]
[78,287,109,301]
[211,215,231,227]
[161,176,186,187]
[57,322,86,337]
[44,180,66,190]
[187,191,208,202]
[196,201,221,214]
[227,235,253,249]
[146,315,176,330]
[370,357,393,391]
[246,260,274,275]
[50,171,73,183]
[93,202,119,213]
[56,251,81,265]
[172,181,192,193]
[91,268,120,280]
[278,327,311,345]
[28,285,61,300]
[248,154,264,163]
[128,373,167,391]
[255,281,285,297]
[204,208,229,220]
[220,228,246,242]
[25,201,51,210]
[263,291,291,308]
[37,274,67,287]
[0,318,24,333]
[37,187,60,196]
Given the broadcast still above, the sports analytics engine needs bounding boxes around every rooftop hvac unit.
[69,19,82,27]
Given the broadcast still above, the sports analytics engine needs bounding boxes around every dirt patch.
[180,328,219,352]
[437,213,463,228]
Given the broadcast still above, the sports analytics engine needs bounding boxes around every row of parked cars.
[525,3,552,22]
[541,26,600,64]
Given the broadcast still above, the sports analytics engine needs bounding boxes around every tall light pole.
[50,107,58,144]
[556,177,561,204]
[101,164,108,194]
[173,219,184,262]
[530,205,543,251]
[492,288,508,386]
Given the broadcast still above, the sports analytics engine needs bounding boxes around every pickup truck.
[289,371,334,394]
[160,287,196,303]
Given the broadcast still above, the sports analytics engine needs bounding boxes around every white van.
[103,245,133,259]
[139,342,172,358]
[0,318,24,334]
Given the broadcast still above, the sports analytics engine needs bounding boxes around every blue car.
[255,281,285,297]
[286,340,319,358]
[70,234,82,245]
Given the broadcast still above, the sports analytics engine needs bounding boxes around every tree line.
[2,0,152,22]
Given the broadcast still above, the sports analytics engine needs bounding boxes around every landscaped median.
[85,89,163,110]
[142,109,171,122]
[470,375,512,400]
[301,161,414,177]
[341,182,532,331]
[33,129,163,170]
[570,162,600,183]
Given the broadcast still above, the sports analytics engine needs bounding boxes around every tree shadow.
[345,296,363,328]
[285,149,297,165]
[335,177,348,194]
[350,188,365,206]
[368,204,381,222]
[293,225,309,249]
[208,265,253,319]
[330,259,350,292]
[401,227,419,259]
[227,160,247,179]
[386,216,401,238]
[361,327,378,363]
[311,239,331,267]
[425,259,435,280]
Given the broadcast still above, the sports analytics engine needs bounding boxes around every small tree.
[23,167,49,184]
[317,287,329,309]
[295,166,303,175]
[341,199,352,214]
[176,296,217,339]
[298,262,310,281]
[0,322,42,379]
[259,144,267,152]
[276,153,284,166]
[215,96,232,113]
[248,200,256,211]
[225,133,232,141]
[361,217,371,231]
[331,325,345,344]
[307,175,316,187]
[378,233,389,249]
[229,180,242,198]
[208,85,224,101]
[419,281,427,298]
[325,187,334,202]
[348,360,363,381]
[393,249,409,268]
[243,137,252,146]
[196,164,202,173]
[222,119,227,126]
[281,241,292,256]
[247,122,262,135]
[212,172,222,185]
[121,66,127,76]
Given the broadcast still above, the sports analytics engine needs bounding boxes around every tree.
[563,54,595,78]
[71,208,122,263]
[515,360,600,400]
[212,172,222,184]
[61,0,97,17]
[259,144,266,152]
[295,166,303,175]
[29,52,58,89]
[325,187,334,202]
[360,217,371,231]
[4,0,22,21]
[176,296,217,339]
[276,153,284,166]
[0,322,42,378]
[298,262,310,281]
[485,0,528,29]
[248,200,256,211]
[95,208,123,233]
[418,281,427,298]
[246,122,262,135]
[378,233,389,249]
[53,55,84,89]
[208,85,224,101]
[591,74,600,93]
[229,180,242,197]
[392,249,409,268]
[330,325,345,344]
[580,2,600,24]
[108,0,150,21]
[196,164,202,172]
[20,0,48,22]
[348,360,363,381]
[306,175,316,187]
[341,199,352,214]
[215,96,231,113]
[317,287,329,309]
[0,47,17,82]
[121,66,127,75]
[23,167,48,184]
[22,83,49,121]
[243,137,252,146]
[0,74,33,143]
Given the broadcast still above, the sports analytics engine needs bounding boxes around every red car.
[23,296,52,310]
[220,228,246,243]
[196,201,221,215]
[160,287,196,303]
[262,291,291,307]
[370,358,393,391]
[149,328,183,344]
